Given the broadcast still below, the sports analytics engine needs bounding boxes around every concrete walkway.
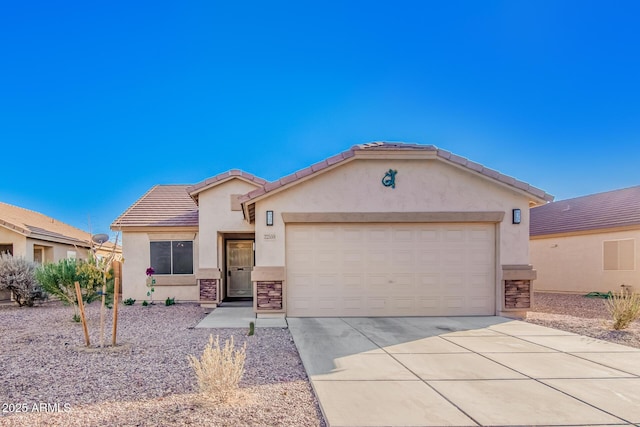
[288,316,640,427]
[196,305,287,328]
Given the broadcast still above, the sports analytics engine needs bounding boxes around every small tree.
[0,254,45,307]
[35,257,103,320]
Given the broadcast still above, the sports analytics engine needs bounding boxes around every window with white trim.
[603,239,635,271]
[150,241,193,275]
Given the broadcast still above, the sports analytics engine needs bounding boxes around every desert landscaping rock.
[527,292,640,349]
[1,293,638,426]
[0,302,324,427]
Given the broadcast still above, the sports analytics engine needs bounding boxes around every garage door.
[286,223,495,317]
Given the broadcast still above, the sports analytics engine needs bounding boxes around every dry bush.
[188,335,246,403]
[605,290,640,330]
[0,253,45,306]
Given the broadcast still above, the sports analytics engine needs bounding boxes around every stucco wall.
[121,231,200,302]
[531,229,640,294]
[27,239,90,262]
[197,179,258,270]
[0,227,27,257]
[254,158,532,267]
[0,227,92,262]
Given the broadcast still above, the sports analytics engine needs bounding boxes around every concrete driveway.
[288,316,640,427]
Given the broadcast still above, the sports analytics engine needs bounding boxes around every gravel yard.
[2,292,639,426]
[0,301,324,427]
[526,292,640,349]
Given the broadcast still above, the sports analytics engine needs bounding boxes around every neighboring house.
[0,201,121,301]
[530,185,640,294]
[112,142,553,317]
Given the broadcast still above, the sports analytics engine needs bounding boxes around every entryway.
[226,240,253,299]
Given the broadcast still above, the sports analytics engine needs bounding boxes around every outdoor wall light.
[512,209,521,224]
[266,210,274,226]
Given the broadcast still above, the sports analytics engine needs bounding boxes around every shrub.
[188,335,246,403]
[165,297,175,306]
[123,298,136,306]
[142,300,149,306]
[0,254,46,307]
[35,254,113,319]
[605,290,640,330]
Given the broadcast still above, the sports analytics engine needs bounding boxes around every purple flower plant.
[146,267,155,276]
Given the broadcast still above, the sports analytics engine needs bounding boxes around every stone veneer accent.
[256,281,283,310]
[504,280,531,309]
[199,279,218,301]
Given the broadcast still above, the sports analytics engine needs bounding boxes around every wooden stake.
[100,279,106,348]
[112,277,119,346]
[75,281,90,347]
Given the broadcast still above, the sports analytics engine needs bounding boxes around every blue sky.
[1,1,639,238]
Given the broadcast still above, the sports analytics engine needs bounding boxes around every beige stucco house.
[530,185,640,294]
[0,201,120,301]
[112,142,553,317]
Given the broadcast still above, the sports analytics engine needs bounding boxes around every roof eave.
[28,233,91,248]
[0,220,31,237]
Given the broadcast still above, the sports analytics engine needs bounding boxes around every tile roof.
[0,202,93,246]
[239,142,554,205]
[111,185,199,228]
[187,170,266,203]
[530,185,640,236]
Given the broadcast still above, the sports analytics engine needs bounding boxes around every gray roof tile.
[531,185,640,236]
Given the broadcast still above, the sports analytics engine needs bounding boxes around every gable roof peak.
[354,141,438,151]
[239,142,553,223]
[187,169,267,202]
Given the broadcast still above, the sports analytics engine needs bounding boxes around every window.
[0,244,13,256]
[603,239,635,271]
[150,241,193,275]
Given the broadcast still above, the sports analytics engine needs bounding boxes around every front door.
[226,240,254,298]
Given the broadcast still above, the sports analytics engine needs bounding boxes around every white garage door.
[286,223,496,317]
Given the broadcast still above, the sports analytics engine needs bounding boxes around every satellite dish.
[92,234,110,245]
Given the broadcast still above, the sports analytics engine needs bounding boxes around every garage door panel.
[368,273,390,290]
[444,296,465,309]
[393,229,414,242]
[444,229,464,241]
[342,251,364,271]
[289,249,314,265]
[394,298,414,309]
[286,223,495,317]
[418,297,440,310]
[288,272,314,289]
[316,274,339,289]
[418,250,439,266]
[470,296,493,309]
[367,297,389,310]
[342,273,365,290]
[419,229,440,241]
[392,249,413,266]
[343,297,364,311]
[392,274,414,294]
[367,228,389,242]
